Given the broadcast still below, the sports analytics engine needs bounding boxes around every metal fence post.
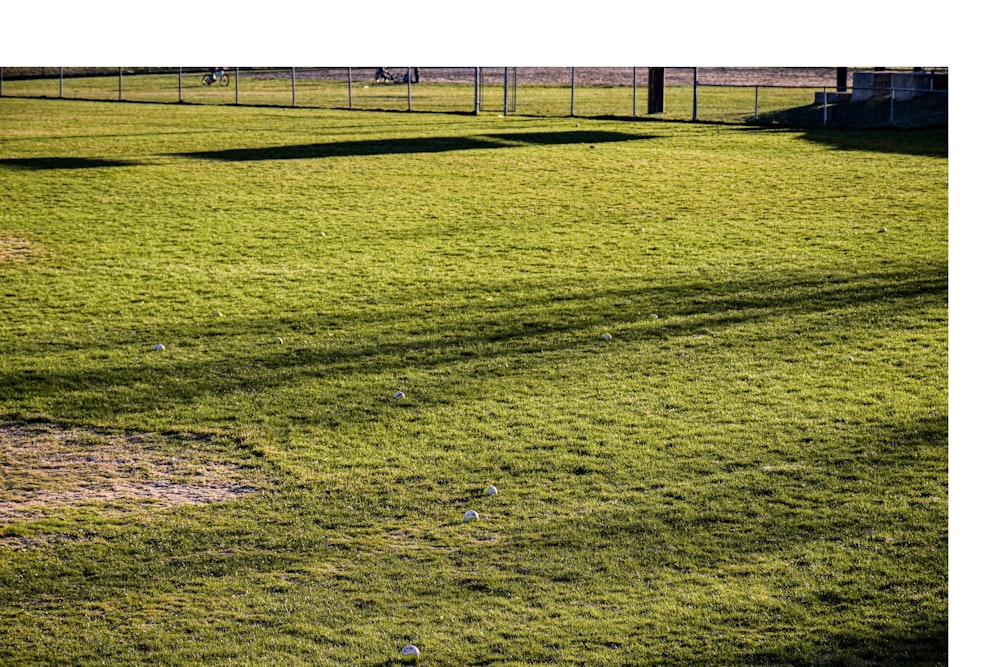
[633,67,637,118]
[511,67,517,113]
[570,67,575,117]
[291,67,297,107]
[118,67,123,101]
[503,67,509,116]
[754,85,759,120]
[178,67,183,103]
[348,67,353,109]
[235,67,240,105]
[474,67,480,114]
[822,87,828,127]
[59,67,64,98]
[407,67,413,111]
[692,67,698,121]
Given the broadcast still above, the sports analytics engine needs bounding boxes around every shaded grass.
[0,98,947,665]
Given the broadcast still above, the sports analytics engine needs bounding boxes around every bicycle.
[202,72,230,87]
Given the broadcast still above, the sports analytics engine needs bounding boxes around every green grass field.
[0,97,948,666]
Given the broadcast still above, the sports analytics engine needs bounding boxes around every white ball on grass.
[153,344,165,351]
[393,391,405,400]
[486,484,498,496]
[464,510,479,521]
[401,644,420,663]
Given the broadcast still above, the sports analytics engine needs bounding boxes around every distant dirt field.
[263,66,854,87]
[4,66,872,88]
[413,67,849,87]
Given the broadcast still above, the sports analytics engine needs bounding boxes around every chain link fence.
[0,67,947,127]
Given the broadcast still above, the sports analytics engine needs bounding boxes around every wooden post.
[647,67,664,114]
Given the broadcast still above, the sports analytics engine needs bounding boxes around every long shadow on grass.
[0,156,143,170]
[505,412,947,665]
[176,130,655,161]
[738,126,948,158]
[1,261,947,426]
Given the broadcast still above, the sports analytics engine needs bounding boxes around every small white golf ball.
[600,333,612,341]
[401,644,420,663]
[393,391,405,400]
[153,344,165,351]
[486,485,498,496]
[464,510,479,521]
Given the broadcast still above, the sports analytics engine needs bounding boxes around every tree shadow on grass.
[0,156,143,170]
[176,130,656,162]
[738,125,948,158]
[0,260,947,427]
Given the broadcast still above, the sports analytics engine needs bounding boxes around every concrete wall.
[853,70,948,101]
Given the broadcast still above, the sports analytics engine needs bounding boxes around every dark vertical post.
[474,67,480,114]
[692,67,698,121]
[647,67,664,114]
[836,67,848,92]
[503,67,509,115]
[348,67,353,109]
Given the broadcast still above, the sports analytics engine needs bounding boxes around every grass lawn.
[0,97,947,665]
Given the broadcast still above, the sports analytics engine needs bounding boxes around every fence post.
[754,85,759,120]
[291,67,297,107]
[59,67,64,98]
[348,67,353,109]
[511,67,517,112]
[503,67,509,115]
[822,87,828,127]
[407,67,413,111]
[474,67,480,114]
[570,67,576,117]
[118,67,123,101]
[647,68,664,114]
[692,67,698,121]
[178,67,183,103]
[633,67,637,118]
[235,67,240,105]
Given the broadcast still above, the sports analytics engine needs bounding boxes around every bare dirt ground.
[1,423,262,528]
[5,66,864,88]
[413,67,849,87]
[258,66,854,87]
[0,234,39,263]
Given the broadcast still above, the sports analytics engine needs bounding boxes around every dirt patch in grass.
[0,423,263,524]
[0,234,42,263]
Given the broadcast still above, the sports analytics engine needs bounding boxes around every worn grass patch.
[0,233,43,263]
[1,422,266,530]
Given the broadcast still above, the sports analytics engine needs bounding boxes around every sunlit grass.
[0,98,947,666]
